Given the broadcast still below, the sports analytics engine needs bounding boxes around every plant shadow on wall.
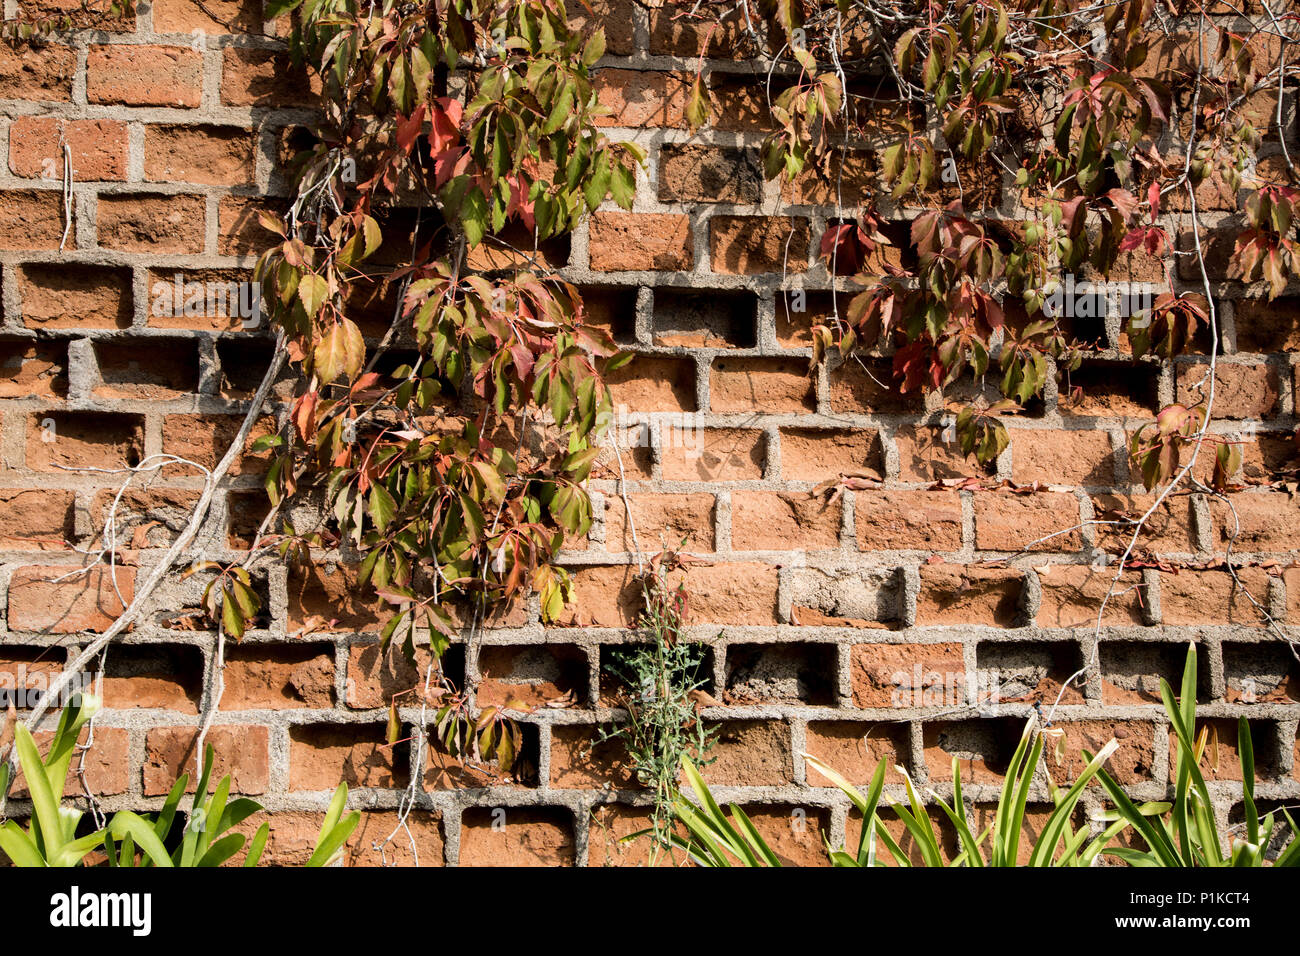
[651,646,1299,867]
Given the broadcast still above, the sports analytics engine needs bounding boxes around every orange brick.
[144,725,270,795]
[145,125,255,186]
[9,117,127,181]
[917,565,1023,627]
[855,490,962,551]
[1010,430,1115,486]
[709,216,809,274]
[0,43,75,101]
[460,808,575,866]
[710,357,814,413]
[660,427,765,481]
[87,44,203,107]
[973,493,1081,552]
[97,193,206,254]
[731,490,841,550]
[779,428,882,482]
[850,643,966,708]
[603,493,715,552]
[589,212,693,271]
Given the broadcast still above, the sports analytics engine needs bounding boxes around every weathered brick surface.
[0,10,1295,869]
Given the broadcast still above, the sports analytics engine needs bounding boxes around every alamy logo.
[49,887,152,937]
[150,274,263,328]
[1043,274,1156,322]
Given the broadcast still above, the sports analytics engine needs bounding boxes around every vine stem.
[0,330,288,817]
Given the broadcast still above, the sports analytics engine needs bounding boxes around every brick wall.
[0,1,1298,867]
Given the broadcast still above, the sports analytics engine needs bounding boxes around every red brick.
[731,490,841,550]
[855,490,963,551]
[97,193,206,254]
[460,807,575,866]
[660,427,765,481]
[221,47,318,106]
[145,125,254,186]
[152,0,261,33]
[606,355,695,411]
[87,44,202,107]
[0,190,65,250]
[894,424,983,481]
[223,645,335,710]
[143,725,269,795]
[850,643,966,708]
[1158,568,1272,626]
[779,428,882,482]
[17,263,131,329]
[1010,430,1115,486]
[710,357,814,413]
[8,565,133,634]
[9,117,127,181]
[1175,362,1280,419]
[0,43,75,100]
[710,216,809,274]
[0,489,74,550]
[917,565,1023,627]
[1036,565,1147,627]
[589,212,693,271]
[805,722,907,784]
[603,493,715,552]
[289,724,404,791]
[974,492,1081,552]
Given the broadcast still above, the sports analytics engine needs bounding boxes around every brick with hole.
[289,724,406,791]
[1058,361,1159,418]
[917,565,1023,627]
[700,720,793,787]
[0,190,65,250]
[1223,642,1298,704]
[660,426,766,481]
[1158,567,1273,626]
[1168,719,1276,783]
[827,359,913,414]
[0,489,74,550]
[0,646,63,708]
[0,43,75,101]
[658,144,764,204]
[725,643,836,705]
[588,212,693,271]
[605,354,696,411]
[17,264,132,329]
[603,492,715,552]
[222,644,335,710]
[146,268,259,331]
[855,490,963,551]
[26,411,144,472]
[1036,565,1146,628]
[1100,641,1199,705]
[100,645,203,712]
[161,413,276,475]
[804,722,907,785]
[1010,429,1116,486]
[730,490,841,550]
[478,644,587,708]
[87,45,203,107]
[8,117,127,181]
[97,193,207,254]
[711,357,815,413]
[93,339,199,400]
[459,807,576,866]
[789,567,902,628]
[0,340,67,399]
[851,642,965,708]
[922,718,1024,784]
[709,216,809,274]
[977,641,1084,705]
[779,428,883,482]
[143,726,270,795]
[974,492,1081,552]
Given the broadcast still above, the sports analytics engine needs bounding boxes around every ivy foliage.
[679,0,1297,484]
